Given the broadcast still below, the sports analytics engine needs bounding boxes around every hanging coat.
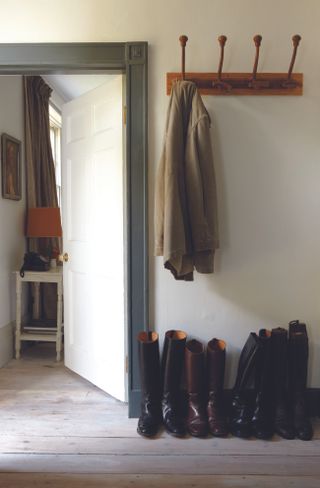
[155,80,219,281]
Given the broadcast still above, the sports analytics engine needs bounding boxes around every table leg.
[15,277,22,359]
[33,282,40,320]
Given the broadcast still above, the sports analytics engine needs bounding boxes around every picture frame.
[1,133,21,201]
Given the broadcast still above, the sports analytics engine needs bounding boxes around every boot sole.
[211,432,229,438]
[230,429,252,439]
[164,428,186,438]
[188,431,209,438]
[275,431,295,440]
[136,427,159,438]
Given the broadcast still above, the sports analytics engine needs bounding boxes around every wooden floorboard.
[1,453,320,475]
[1,433,320,455]
[0,474,319,488]
[0,343,319,486]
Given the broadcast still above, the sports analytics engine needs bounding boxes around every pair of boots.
[231,322,313,440]
[137,329,186,437]
[185,339,228,437]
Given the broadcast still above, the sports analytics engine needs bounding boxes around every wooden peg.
[252,35,262,80]
[249,34,269,89]
[281,34,302,88]
[217,35,227,80]
[213,35,231,91]
[179,35,188,80]
[287,34,301,80]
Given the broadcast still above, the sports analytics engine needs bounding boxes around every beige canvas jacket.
[155,81,219,280]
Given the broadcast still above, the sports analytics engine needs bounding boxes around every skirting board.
[0,322,14,367]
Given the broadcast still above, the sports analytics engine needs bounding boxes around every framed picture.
[1,133,21,200]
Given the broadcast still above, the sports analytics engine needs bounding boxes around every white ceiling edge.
[42,74,117,104]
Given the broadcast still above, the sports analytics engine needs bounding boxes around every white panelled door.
[62,76,126,401]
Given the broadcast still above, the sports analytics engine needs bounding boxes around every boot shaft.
[161,329,187,393]
[233,332,260,391]
[207,338,226,392]
[289,320,307,335]
[255,329,272,394]
[185,339,205,394]
[271,327,289,398]
[138,331,161,397]
[288,320,309,393]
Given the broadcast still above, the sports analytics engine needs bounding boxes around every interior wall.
[0,76,25,365]
[1,0,319,387]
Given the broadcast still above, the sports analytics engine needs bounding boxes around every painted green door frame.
[0,42,148,417]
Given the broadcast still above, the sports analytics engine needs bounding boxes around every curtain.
[24,76,61,320]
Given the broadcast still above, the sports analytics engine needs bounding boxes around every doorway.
[0,42,148,417]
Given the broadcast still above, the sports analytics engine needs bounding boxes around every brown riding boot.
[207,338,229,437]
[185,339,208,437]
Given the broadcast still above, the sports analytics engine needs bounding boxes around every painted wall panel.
[0,75,26,363]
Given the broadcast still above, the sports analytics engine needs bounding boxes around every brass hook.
[252,35,262,80]
[212,35,231,91]
[288,35,302,80]
[217,35,227,80]
[282,34,302,88]
[248,35,269,89]
[179,35,188,81]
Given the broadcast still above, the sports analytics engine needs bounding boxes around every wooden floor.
[0,343,319,487]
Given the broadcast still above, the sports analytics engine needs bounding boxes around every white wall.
[0,76,25,365]
[1,0,319,386]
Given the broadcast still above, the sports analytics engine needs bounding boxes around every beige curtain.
[24,76,61,320]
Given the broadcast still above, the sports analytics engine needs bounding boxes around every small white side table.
[15,268,63,361]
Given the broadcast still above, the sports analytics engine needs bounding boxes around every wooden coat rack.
[167,34,303,96]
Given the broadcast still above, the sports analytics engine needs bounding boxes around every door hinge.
[123,106,127,125]
[125,355,128,373]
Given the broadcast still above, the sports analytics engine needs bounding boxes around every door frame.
[0,42,148,417]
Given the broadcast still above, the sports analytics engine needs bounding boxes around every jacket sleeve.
[154,94,194,277]
[185,113,219,271]
[154,146,165,256]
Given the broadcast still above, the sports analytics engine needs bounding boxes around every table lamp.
[26,207,62,265]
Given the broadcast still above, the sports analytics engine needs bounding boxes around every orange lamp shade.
[26,207,62,238]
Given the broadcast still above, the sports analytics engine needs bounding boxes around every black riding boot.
[289,320,313,441]
[137,331,162,437]
[231,332,261,438]
[271,327,295,439]
[161,329,187,437]
[251,329,274,439]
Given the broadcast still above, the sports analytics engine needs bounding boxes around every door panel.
[62,76,126,402]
